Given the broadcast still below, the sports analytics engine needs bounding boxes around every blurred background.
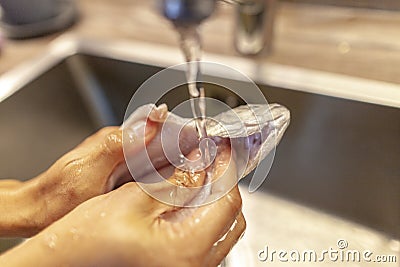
[0,0,399,265]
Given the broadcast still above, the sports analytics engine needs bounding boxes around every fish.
[117,103,290,207]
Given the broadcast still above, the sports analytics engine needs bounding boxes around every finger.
[111,181,142,197]
[148,103,168,122]
[105,121,158,190]
[205,212,246,267]
[122,119,158,156]
[106,142,173,191]
[179,185,242,252]
[56,127,122,172]
[154,144,240,247]
[107,119,158,167]
[90,129,126,169]
[111,182,164,211]
[136,149,206,208]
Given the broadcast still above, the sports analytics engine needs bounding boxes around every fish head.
[207,104,290,180]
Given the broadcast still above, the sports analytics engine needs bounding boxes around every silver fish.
[120,103,290,206]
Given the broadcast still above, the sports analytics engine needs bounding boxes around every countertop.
[1,0,400,85]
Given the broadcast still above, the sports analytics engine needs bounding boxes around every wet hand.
[0,147,245,267]
[0,121,157,237]
[34,122,157,233]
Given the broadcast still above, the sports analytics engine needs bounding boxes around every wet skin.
[0,105,247,266]
[0,139,245,267]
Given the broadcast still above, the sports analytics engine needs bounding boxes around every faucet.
[159,0,276,55]
[160,0,217,26]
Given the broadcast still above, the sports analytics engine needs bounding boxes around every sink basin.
[0,36,399,262]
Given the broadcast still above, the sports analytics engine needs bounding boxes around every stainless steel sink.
[0,36,399,262]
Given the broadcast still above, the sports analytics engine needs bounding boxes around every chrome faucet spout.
[234,0,276,55]
[159,0,276,55]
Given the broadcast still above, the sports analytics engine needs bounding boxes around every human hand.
[0,120,157,237]
[35,120,158,231]
[0,145,245,267]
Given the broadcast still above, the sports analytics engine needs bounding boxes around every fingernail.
[150,103,168,122]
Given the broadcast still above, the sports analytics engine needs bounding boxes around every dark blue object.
[161,0,217,26]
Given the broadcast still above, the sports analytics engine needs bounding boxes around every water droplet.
[44,233,58,249]
[69,227,80,241]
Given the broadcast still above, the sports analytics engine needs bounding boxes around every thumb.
[104,120,157,190]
